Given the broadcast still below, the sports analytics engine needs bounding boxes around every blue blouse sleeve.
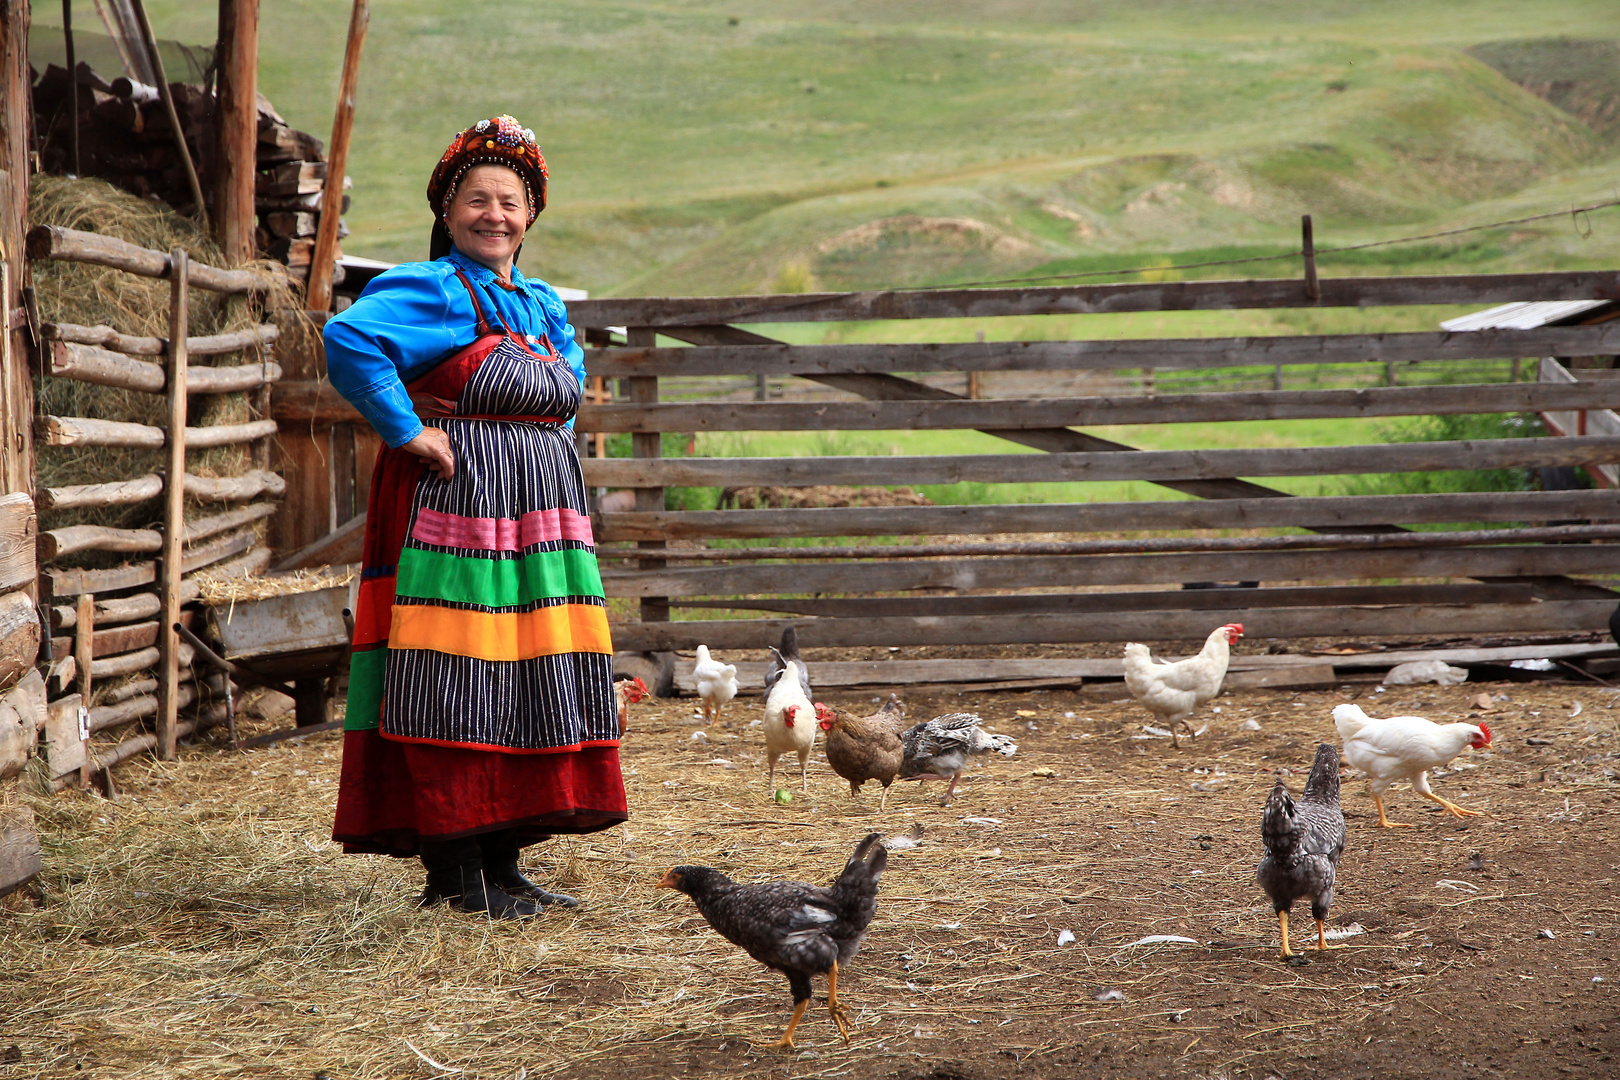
[323,261,465,448]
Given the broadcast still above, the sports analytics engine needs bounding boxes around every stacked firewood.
[31,62,348,280]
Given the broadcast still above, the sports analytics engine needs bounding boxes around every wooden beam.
[583,436,1620,489]
[667,582,1539,618]
[39,524,163,561]
[0,492,36,593]
[0,589,42,692]
[185,419,279,448]
[46,341,281,394]
[42,320,279,355]
[213,0,259,266]
[187,360,283,394]
[182,469,286,502]
[183,501,277,544]
[0,805,42,897]
[600,543,1620,598]
[584,324,1620,379]
[25,225,278,294]
[270,511,363,571]
[50,619,161,662]
[36,415,165,447]
[1,0,38,532]
[158,247,189,760]
[305,0,368,312]
[272,379,363,423]
[608,598,1619,651]
[578,380,1620,433]
[51,591,163,631]
[40,474,164,511]
[565,271,1620,328]
[599,489,1620,542]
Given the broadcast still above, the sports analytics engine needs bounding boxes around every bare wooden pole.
[1302,213,1319,302]
[157,248,189,761]
[130,0,210,233]
[305,0,368,311]
[213,0,258,265]
[627,328,668,624]
[74,592,93,788]
[63,0,80,176]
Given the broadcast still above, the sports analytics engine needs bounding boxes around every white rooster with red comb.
[1122,623,1244,747]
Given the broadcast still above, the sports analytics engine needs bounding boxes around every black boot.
[418,837,540,920]
[478,830,580,908]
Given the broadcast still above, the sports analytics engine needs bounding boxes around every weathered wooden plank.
[600,489,1620,541]
[37,415,165,448]
[25,224,279,294]
[579,380,1620,433]
[271,379,363,423]
[42,320,278,356]
[159,248,191,761]
[49,339,164,391]
[0,590,41,692]
[39,474,163,511]
[92,646,160,679]
[0,804,42,896]
[49,620,160,662]
[1224,664,1339,691]
[566,271,1620,328]
[0,671,46,782]
[51,591,162,631]
[39,524,162,561]
[668,582,1539,618]
[584,436,1620,489]
[182,469,286,501]
[187,360,282,394]
[609,599,1618,651]
[585,324,1620,379]
[271,512,364,571]
[601,543,1620,597]
[183,502,278,544]
[185,419,280,448]
[0,492,36,593]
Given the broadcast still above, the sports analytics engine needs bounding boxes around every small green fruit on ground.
[774,789,793,804]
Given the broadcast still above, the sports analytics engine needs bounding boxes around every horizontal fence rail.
[583,435,1620,488]
[584,325,1620,379]
[567,270,1620,327]
[26,225,283,295]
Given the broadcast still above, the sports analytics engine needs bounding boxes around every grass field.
[57,1,1618,298]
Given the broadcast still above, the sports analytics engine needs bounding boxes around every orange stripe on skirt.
[389,603,614,660]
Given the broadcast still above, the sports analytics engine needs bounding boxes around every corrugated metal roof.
[1439,300,1613,331]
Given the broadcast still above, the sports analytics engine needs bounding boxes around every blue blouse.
[323,249,587,447]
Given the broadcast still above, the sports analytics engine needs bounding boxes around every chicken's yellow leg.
[771,999,808,1049]
[1277,910,1293,959]
[1314,919,1344,951]
[712,701,724,728]
[827,959,852,1043]
[878,784,890,812]
[1421,789,1482,818]
[1372,792,1413,828]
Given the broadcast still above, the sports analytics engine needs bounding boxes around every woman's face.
[445,164,528,276]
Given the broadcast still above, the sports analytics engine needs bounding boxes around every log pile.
[31,62,348,281]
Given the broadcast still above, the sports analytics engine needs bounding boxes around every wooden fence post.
[157,248,188,760]
[214,0,260,266]
[627,328,667,624]
[305,0,368,312]
[74,592,92,788]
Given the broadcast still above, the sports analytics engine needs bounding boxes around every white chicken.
[763,628,816,793]
[1122,623,1243,746]
[693,645,739,726]
[1332,703,1492,827]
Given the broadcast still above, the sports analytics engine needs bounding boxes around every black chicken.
[656,833,888,1048]
[1256,743,1346,959]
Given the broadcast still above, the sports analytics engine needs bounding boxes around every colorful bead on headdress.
[426,115,549,226]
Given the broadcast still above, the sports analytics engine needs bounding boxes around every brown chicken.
[817,695,906,811]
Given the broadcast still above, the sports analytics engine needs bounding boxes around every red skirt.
[332,728,629,857]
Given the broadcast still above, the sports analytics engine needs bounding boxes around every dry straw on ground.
[2,676,1617,1079]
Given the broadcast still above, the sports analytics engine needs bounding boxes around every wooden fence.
[24,224,286,783]
[551,271,1620,661]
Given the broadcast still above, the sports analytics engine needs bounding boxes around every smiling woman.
[320,115,626,921]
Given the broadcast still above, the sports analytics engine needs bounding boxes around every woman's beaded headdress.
[426,115,548,226]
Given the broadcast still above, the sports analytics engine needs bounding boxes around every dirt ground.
[2,668,1618,1080]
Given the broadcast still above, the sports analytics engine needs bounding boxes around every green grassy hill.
[69,1,1619,297]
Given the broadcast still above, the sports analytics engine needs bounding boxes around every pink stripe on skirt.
[412,506,596,551]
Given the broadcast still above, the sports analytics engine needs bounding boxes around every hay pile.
[29,177,305,560]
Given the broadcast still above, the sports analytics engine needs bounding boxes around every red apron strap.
[452,269,497,337]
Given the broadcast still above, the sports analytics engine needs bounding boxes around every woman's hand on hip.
[403,427,455,480]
